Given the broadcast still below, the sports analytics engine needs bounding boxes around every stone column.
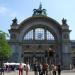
[61,19,71,69]
[62,42,71,69]
[16,45,22,62]
[10,44,22,63]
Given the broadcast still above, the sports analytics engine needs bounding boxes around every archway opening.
[22,27,58,64]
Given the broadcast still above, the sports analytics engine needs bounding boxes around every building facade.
[8,4,73,69]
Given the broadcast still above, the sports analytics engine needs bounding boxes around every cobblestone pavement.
[3,70,75,75]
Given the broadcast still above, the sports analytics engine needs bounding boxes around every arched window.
[24,28,54,40]
[47,30,54,40]
[24,30,33,40]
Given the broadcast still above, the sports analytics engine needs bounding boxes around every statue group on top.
[33,3,47,16]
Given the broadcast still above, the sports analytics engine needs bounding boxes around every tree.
[0,30,11,74]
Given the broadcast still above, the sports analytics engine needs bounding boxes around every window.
[24,28,54,40]
[24,30,33,40]
[47,30,54,40]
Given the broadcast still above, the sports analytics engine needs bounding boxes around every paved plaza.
[3,70,75,75]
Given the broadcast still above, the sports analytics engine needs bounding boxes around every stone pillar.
[61,18,72,69]
[62,43,71,69]
[9,44,22,62]
[18,45,22,62]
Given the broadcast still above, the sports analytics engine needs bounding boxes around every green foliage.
[0,30,11,59]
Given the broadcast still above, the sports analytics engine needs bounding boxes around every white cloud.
[0,6,9,14]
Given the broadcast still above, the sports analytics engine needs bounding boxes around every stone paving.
[3,70,75,75]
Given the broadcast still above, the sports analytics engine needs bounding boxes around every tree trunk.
[0,58,4,75]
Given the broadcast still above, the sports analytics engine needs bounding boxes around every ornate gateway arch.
[9,4,71,69]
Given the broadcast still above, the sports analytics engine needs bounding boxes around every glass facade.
[24,30,33,40]
[24,28,54,40]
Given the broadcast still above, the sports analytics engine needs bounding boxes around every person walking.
[19,62,24,75]
[42,62,49,75]
[33,61,38,75]
[25,62,30,75]
[52,64,57,75]
[38,63,43,75]
[57,63,61,75]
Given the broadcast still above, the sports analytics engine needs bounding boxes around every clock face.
[37,33,42,39]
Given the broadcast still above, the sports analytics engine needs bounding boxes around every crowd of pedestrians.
[0,61,61,75]
[33,61,61,75]
[51,64,61,75]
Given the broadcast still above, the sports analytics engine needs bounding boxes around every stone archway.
[17,16,62,65]
[9,16,71,69]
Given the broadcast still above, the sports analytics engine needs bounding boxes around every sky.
[0,0,75,40]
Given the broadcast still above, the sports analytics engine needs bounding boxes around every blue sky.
[0,0,75,40]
